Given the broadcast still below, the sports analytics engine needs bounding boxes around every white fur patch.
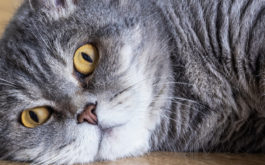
[95,60,154,160]
[119,44,133,73]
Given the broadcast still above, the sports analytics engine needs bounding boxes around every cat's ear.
[30,0,79,20]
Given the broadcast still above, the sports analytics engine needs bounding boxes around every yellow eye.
[21,107,51,128]
[74,44,99,75]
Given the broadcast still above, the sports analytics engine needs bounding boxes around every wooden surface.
[90,153,265,165]
[0,152,265,165]
[0,0,265,165]
[0,0,21,35]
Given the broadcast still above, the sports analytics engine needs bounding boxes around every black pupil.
[29,111,39,123]
[81,52,93,63]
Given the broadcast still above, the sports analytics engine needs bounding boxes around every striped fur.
[0,0,264,164]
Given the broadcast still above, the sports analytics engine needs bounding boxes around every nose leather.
[77,104,97,125]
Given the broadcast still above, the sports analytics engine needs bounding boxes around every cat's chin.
[71,124,101,163]
[96,121,151,161]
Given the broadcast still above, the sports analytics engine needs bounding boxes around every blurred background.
[0,0,21,35]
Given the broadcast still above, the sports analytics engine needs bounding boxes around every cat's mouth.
[99,123,125,135]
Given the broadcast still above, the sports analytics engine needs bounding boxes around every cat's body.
[0,0,264,164]
[152,0,265,153]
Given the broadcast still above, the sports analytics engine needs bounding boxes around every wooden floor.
[0,0,21,35]
[0,0,265,165]
[0,152,265,165]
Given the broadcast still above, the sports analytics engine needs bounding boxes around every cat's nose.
[77,103,97,125]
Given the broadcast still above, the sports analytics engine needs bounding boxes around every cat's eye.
[21,107,52,128]
[74,44,99,75]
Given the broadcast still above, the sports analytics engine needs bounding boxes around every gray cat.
[0,0,264,164]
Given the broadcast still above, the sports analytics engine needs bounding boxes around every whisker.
[109,76,163,100]
[0,83,17,88]
[152,81,193,86]
[0,149,20,160]
[30,22,53,54]
[28,0,34,10]
[0,78,16,85]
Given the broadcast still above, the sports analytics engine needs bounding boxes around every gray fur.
[0,0,264,164]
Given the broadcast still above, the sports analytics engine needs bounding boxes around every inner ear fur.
[30,0,78,20]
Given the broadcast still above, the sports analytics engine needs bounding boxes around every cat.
[0,0,264,164]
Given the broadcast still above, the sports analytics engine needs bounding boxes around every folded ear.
[30,0,79,20]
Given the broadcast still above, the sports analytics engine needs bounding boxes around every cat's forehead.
[29,0,135,20]
[28,0,140,28]
[8,0,142,52]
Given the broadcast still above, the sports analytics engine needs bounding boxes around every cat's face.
[0,0,171,164]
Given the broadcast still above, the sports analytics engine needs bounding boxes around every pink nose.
[77,104,97,125]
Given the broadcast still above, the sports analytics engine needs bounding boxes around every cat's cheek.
[13,124,101,164]
[97,122,151,161]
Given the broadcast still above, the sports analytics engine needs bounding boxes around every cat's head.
[0,0,172,164]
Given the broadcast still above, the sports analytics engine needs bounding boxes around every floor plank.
[0,0,21,35]
[0,152,265,165]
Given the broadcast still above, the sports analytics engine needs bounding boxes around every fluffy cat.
[0,0,264,164]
